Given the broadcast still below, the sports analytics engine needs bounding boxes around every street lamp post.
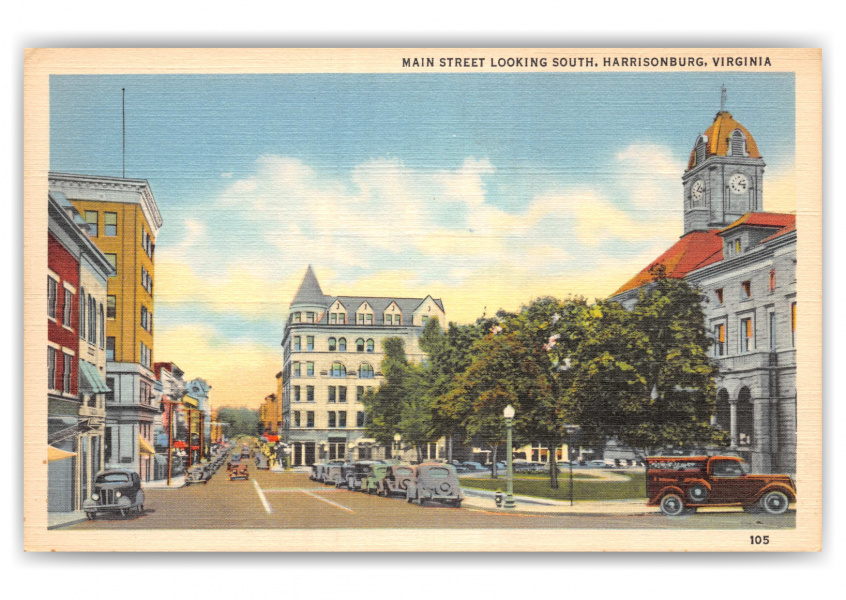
[503,405,515,510]
[393,433,401,461]
[563,425,580,506]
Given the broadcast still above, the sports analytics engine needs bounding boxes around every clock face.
[691,179,705,200]
[729,173,749,194]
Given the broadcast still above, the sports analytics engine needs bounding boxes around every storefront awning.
[78,361,111,394]
[138,435,156,455]
[48,445,77,462]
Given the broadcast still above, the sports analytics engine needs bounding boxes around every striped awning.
[78,361,111,394]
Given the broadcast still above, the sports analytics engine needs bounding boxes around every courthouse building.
[611,106,797,474]
[280,266,446,466]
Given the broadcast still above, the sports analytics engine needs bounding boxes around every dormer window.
[356,302,373,325]
[694,135,707,166]
[729,129,747,157]
[734,239,742,254]
[292,312,301,323]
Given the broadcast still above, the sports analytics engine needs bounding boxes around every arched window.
[330,362,346,378]
[88,296,96,343]
[366,339,374,353]
[356,338,365,352]
[729,129,746,156]
[359,363,374,379]
[99,304,105,349]
[328,337,337,352]
[79,288,86,339]
[338,338,347,352]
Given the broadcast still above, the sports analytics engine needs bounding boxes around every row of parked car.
[184,445,233,485]
[310,460,464,507]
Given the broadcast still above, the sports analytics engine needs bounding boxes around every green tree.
[217,407,261,438]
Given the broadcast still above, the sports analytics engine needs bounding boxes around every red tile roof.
[613,230,724,295]
[613,213,796,297]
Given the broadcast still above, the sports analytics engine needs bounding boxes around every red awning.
[266,435,279,443]
[172,440,187,449]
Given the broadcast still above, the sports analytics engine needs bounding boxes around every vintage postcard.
[23,48,822,551]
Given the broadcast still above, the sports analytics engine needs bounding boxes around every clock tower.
[682,98,766,234]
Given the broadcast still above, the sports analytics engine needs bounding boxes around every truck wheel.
[687,484,709,504]
[660,493,685,516]
[760,491,790,515]
[86,512,95,520]
[120,508,128,517]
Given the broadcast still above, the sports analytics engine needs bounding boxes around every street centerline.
[253,479,273,514]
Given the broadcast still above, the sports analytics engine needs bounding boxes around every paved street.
[66,462,795,530]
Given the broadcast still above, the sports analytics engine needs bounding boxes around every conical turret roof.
[290,265,326,307]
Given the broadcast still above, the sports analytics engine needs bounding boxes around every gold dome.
[687,111,761,170]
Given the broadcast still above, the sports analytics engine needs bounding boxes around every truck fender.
[751,483,796,504]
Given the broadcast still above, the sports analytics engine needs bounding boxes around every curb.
[48,516,89,530]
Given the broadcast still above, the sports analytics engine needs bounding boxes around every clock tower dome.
[682,90,766,234]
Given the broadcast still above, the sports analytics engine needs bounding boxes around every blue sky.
[50,72,795,407]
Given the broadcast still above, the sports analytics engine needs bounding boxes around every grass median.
[462,471,647,501]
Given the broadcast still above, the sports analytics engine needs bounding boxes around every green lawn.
[462,471,647,501]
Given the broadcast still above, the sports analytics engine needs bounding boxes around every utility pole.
[166,399,173,486]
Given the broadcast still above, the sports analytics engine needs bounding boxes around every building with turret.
[280,266,446,466]
[611,98,797,474]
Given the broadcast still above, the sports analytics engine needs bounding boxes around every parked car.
[461,461,485,472]
[514,461,546,473]
[587,460,615,469]
[82,469,145,519]
[646,456,796,516]
[377,464,416,497]
[405,463,463,507]
[324,463,345,486]
[361,463,391,494]
[344,460,384,491]
[185,463,212,485]
[229,460,249,481]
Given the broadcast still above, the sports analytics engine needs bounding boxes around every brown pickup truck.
[646,455,795,516]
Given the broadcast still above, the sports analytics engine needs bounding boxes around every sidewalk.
[48,510,89,530]
[461,488,658,515]
[142,475,186,489]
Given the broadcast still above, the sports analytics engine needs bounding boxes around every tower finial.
[720,84,727,112]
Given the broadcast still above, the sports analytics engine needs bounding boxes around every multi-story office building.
[47,191,114,513]
[49,172,163,480]
[611,106,797,473]
[280,266,446,466]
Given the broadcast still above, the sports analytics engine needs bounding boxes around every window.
[338,412,347,428]
[307,336,314,351]
[357,386,364,402]
[99,304,105,348]
[79,288,86,335]
[306,312,315,323]
[328,412,336,428]
[769,270,776,293]
[366,339,374,353]
[330,362,346,378]
[48,347,57,390]
[293,362,301,377]
[105,254,117,276]
[106,296,116,320]
[328,337,337,351]
[338,386,347,403]
[106,337,115,361]
[365,314,373,325]
[330,313,337,324]
[791,302,797,346]
[422,316,429,326]
[730,130,746,156]
[47,277,58,319]
[140,381,152,406]
[328,386,336,403]
[338,338,347,352]
[715,288,724,305]
[694,137,706,166]
[88,296,96,343]
[735,239,742,254]
[294,412,301,428]
[356,411,365,427]
[395,314,402,325]
[141,267,153,294]
[714,324,726,357]
[105,377,115,403]
[306,362,314,377]
[293,385,301,402]
[140,341,151,369]
[741,280,751,300]
[740,318,753,353]
[292,312,301,323]
[84,211,98,237]
[141,305,151,331]
[769,312,777,351]
[359,364,374,379]
[337,313,346,325]
[357,313,364,324]
[63,353,72,392]
[104,212,117,236]
[356,338,365,352]
[293,336,301,351]
[306,386,314,403]
[306,411,314,428]
[59,288,72,326]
